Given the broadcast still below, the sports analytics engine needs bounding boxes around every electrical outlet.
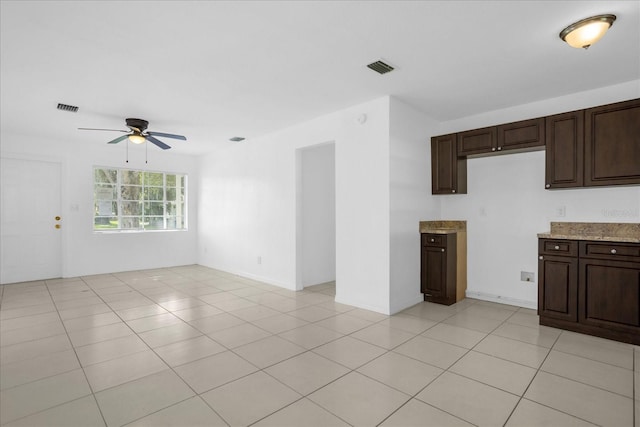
[257,256,262,265]
[521,271,535,282]
[556,206,566,217]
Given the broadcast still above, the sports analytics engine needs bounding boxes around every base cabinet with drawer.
[420,231,467,305]
[538,238,640,345]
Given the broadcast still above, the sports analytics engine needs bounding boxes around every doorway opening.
[295,142,336,293]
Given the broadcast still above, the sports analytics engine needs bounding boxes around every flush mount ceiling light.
[560,14,616,49]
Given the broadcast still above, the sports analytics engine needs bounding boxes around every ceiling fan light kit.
[78,117,186,150]
[560,14,616,49]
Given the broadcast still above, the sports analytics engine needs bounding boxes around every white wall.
[389,98,441,313]
[198,97,392,312]
[297,143,336,288]
[1,132,199,279]
[438,80,640,308]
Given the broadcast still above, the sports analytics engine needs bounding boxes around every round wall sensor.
[357,114,367,124]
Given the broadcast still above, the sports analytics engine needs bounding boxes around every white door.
[1,157,62,284]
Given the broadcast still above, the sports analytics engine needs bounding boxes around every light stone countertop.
[419,220,466,234]
[537,222,640,243]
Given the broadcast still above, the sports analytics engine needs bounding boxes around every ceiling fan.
[79,118,186,150]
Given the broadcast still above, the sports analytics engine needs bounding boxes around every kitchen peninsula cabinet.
[431,134,466,194]
[538,229,640,345]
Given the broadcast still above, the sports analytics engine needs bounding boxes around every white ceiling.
[1,1,638,155]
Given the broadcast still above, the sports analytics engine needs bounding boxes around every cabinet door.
[497,117,545,152]
[457,126,496,156]
[545,111,584,189]
[579,258,640,332]
[538,255,578,321]
[584,98,640,186]
[421,246,447,298]
[431,135,467,194]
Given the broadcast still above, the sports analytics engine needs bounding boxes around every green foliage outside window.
[93,167,187,231]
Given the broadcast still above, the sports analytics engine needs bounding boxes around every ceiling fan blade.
[107,134,130,144]
[78,128,128,132]
[147,131,186,141]
[146,135,171,150]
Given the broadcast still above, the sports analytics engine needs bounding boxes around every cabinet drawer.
[422,233,446,247]
[579,241,640,262]
[539,239,578,257]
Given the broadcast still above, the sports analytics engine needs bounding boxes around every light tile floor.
[0,265,638,426]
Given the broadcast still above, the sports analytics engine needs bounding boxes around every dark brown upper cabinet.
[457,118,544,157]
[497,117,545,151]
[430,98,639,195]
[584,98,640,187]
[431,134,467,194]
[545,110,584,189]
[457,126,497,156]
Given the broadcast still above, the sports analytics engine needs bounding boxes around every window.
[94,167,187,231]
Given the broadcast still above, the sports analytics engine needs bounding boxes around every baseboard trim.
[465,290,536,310]
[389,294,424,315]
[335,294,389,315]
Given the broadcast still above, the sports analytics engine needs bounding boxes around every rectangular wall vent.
[57,103,79,112]
[367,60,394,75]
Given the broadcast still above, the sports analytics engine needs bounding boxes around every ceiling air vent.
[229,137,245,142]
[366,60,394,75]
[57,103,79,112]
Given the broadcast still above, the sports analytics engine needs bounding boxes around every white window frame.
[93,166,187,233]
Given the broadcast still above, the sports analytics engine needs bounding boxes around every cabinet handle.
[554,245,560,250]
[611,249,617,254]
[545,184,551,189]
[441,249,445,252]
[497,147,502,151]
[539,256,543,260]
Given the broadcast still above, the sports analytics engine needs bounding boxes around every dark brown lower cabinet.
[538,254,578,322]
[421,233,457,305]
[538,238,640,345]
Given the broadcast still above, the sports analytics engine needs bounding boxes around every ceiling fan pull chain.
[126,140,129,163]
[145,141,148,164]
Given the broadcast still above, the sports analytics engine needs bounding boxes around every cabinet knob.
[430,238,435,242]
[539,256,543,260]
[545,184,551,189]
[554,245,560,250]
[497,147,502,151]
[452,190,456,193]
[491,148,496,151]
[441,249,445,252]
[611,249,617,254]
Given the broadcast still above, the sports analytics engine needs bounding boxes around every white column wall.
[388,97,441,313]
[198,97,392,313]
